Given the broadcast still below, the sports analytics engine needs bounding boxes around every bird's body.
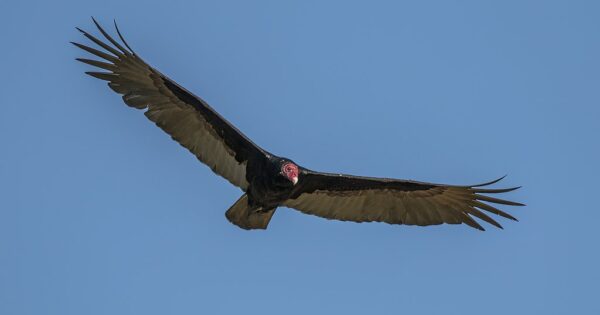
[247,157,295,207]
[74,19,524,231]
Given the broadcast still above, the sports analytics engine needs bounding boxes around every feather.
[91,17,130,55]
[71,42,118,63]
[465,207,503,229]
[471,200,518,221]
[85,71,118,81]
[76,58,117,71]
[114,20,136,55]
[471,186,521,194]
[76,27,123,57]
[475,194,525,206]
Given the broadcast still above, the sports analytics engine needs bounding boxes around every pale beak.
[292,176,298,185]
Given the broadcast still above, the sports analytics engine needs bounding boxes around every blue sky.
[1,0,599,314]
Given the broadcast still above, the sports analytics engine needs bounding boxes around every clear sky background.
[1,1,598,314]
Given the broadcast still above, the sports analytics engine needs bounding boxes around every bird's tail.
[225,194,276,230]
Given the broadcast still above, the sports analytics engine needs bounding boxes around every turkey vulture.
[73,19,524,231]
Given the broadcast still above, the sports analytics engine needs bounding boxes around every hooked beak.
[292,176,298,185]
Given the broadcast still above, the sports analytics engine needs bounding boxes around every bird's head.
[280,161,299,185]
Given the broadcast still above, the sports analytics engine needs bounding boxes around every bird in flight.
[73,18,523,231]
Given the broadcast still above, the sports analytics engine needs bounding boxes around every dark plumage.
[74,19,524,231]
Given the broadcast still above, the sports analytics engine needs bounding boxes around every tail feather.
[225,194,276,230]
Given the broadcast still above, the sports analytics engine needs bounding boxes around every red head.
[281,162,299,185]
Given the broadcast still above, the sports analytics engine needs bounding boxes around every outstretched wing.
[284,171,523,230]
[73,19,268,190]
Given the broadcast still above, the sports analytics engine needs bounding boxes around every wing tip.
[472,186,522,194]
[470,175,507,187]
[87,17,132,55]
[91,16,101,28]
[113,19,135,54]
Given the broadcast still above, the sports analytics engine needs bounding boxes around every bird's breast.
[248,176,294,208]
